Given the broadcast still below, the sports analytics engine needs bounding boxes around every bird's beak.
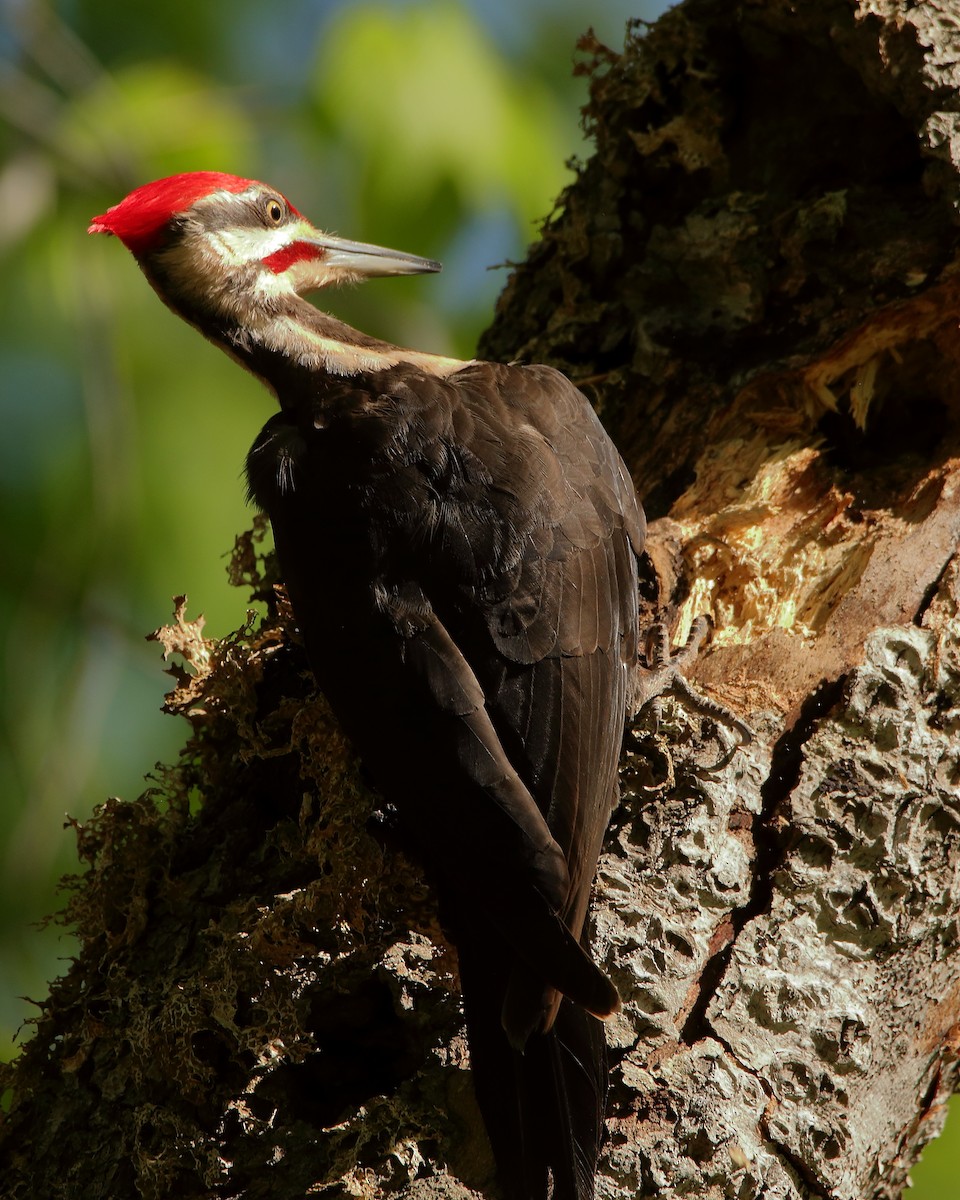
[303,231,441,278]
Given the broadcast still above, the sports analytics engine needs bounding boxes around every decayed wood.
[1,2,959,1198]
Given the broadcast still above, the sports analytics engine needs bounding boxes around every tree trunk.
[2,1,959,1198]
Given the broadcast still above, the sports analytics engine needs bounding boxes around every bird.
[89,171,647,1200]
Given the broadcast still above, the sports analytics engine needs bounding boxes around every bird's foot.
[634,617,753,769]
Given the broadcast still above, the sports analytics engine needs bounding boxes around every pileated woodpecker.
[90,172,649,1200]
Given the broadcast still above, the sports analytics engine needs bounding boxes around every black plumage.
[90,174,648,1200]
[246,360,644,1198]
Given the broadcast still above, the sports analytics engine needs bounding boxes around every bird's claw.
[633,616,753,768]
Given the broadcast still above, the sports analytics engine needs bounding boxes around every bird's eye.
[265,198,284,224]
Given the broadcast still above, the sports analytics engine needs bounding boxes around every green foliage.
[313,4,569,224]
[908,1095,960,1200]
[58,60,255,182]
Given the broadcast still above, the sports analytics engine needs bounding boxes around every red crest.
[89,172,264,255]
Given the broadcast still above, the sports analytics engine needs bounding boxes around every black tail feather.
[457,932,608,1200]
[522,999,607,1200]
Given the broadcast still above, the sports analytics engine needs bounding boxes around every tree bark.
[2,1,959,1198]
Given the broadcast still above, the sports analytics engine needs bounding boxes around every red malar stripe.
[262,241,324,274]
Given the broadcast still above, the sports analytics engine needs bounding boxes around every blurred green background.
[0,0,956,1192]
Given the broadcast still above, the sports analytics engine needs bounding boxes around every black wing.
[247,359,643,1199]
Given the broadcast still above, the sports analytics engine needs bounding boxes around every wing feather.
[250,356,644,1199]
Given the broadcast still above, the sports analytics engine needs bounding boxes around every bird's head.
[89,171,440,322]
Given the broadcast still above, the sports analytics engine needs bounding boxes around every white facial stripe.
[204,217,317,268]
[270,314,469,377]
[207,225,286,264]
[251,266,333,303]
